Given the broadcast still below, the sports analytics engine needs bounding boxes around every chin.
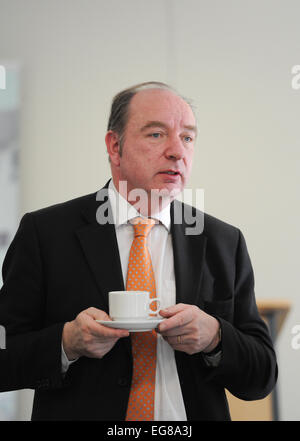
[151,184,182,199]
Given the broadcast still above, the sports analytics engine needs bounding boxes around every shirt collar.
[108,179,171,232]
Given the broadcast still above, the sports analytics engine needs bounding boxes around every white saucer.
[96,318,163,332]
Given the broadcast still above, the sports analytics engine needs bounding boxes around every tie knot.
[131,217,156,238]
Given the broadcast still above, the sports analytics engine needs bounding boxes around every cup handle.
[147,297,161,316]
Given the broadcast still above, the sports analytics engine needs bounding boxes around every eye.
[183,136,193,143]
[150,133,161,138]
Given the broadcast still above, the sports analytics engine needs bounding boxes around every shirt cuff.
[61,342,78,374]
[202,350,222,367]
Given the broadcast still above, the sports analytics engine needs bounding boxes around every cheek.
[136,149,160,172]
[121,141,161,178]
[184,152,193,174]
[122,154,153,183]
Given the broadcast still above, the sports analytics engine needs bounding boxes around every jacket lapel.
[75,182,124,313]
[171,200,207,310]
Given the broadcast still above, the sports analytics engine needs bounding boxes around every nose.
[164,135,185,161]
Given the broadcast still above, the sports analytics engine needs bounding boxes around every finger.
[83,311,129,339]
[158,309,192,333]
[92,321,130,339]
[165,334,187,346]
[159,324,190,337]
[95,323,130,339]
[84,307,111,321]
[85,338,120,359]
[159,303,188,318]
[163,335,189,352]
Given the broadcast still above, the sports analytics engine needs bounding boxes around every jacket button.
[118,378,129,387]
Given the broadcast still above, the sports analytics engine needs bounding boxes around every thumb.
[85,307,112,321]
[159,303,187,317]
[159,306,177,317]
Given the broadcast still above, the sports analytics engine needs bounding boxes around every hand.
[62,307,129,360]
[157,303,220,355]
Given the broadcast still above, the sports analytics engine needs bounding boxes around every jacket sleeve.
[0,213,66,392]
[207,230,278,400]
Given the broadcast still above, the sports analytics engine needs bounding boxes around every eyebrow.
[140,121,197,135]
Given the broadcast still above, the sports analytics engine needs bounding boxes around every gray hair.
[107,81,195,156]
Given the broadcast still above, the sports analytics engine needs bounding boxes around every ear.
[105,130,121,166]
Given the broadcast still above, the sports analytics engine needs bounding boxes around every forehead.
[127,88,195,128]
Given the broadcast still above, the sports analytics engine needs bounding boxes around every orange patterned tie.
[125,217,157,421]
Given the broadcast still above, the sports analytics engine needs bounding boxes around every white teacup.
[109,291,161,321]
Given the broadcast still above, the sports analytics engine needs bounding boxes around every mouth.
[157,170,182,185]
[158,170,181,176]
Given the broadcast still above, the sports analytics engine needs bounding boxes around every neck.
[112,179,174,216]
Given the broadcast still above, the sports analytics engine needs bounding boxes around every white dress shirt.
[108,180,187,421]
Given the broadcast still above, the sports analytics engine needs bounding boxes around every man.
[0,82,277,420]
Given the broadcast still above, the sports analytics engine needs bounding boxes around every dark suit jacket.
[0,182,277,420]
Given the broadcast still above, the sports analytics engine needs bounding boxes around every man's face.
[111,88,196,201]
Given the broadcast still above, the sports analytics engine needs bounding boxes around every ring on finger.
[177,335,181,344]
